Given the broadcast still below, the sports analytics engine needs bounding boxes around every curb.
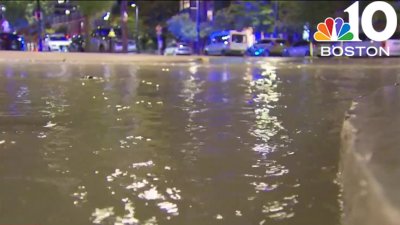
[340,85,400,225]
[0,51,211,64]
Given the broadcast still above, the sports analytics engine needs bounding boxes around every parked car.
[324,32,400,57]
[0,33,25,51]
[164,42,192,55]
[88,27,136,53]
[283,40,311,57]
[204,30,248,56]
[247,38,287,56]
[339,33,380,57]
[315,33,384,57]
[43,33,71,52]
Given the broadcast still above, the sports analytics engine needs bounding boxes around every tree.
[24,1,54,25]
[167,13,196,42]
[2,1,53,30]
[277,1,351,34]
[166,1,273,44]
[212,1,274,32]
[107,1,180,51]
[137,0,180,50]
[167,13,210,43]
[73,0,114,51]
[137,1,179,31]
[2,1,29,30]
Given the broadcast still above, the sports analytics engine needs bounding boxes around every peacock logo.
[314,17,354,41]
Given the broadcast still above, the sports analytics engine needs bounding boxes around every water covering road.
[0,58,399,225]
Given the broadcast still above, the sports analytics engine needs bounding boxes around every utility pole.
[196,0,200,55]
[135,4,139,53]
[129,3,139,52]
[36,0,42,51]
[120,0,128,53]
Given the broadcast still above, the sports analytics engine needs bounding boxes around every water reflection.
[246,63,297,222]
[80,65,185,225]
[249,64,283,143]
[0,60,369,225]
[3,65,32,116]
[40,84,72,176]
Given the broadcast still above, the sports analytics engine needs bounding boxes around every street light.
[65,9,70,15]
[103,12,110,21]
[130,3,140,53]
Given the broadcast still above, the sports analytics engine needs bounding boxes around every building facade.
[179,0,214,22]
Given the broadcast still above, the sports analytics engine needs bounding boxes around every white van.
[204,30,248,56]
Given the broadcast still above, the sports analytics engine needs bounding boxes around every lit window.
[181,0,190,10]
[207,9,213,21]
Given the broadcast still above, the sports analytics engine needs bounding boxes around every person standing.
[0,14,11,33]
[156,25,163,55]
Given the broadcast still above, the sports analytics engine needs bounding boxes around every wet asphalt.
[0,57,399,225]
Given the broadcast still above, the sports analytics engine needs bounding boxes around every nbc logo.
[314,18,353,41]
[314,1,398,57]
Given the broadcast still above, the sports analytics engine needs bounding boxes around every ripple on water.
[72,185,87,206]
[126,179,149,191]
[262,198,296,220]
[157,201,179,216]
[138,187,165,200]
[131,160,154,169]
[245,64,298,222]
[91,207,115,224]
[252,182,279,192]
[97,156,181,223]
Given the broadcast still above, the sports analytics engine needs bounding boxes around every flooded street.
[0,58,399,225]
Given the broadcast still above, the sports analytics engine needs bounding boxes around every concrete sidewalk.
[0,51,210,64]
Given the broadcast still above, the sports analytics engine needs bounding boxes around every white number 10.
[344,1,397,42]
